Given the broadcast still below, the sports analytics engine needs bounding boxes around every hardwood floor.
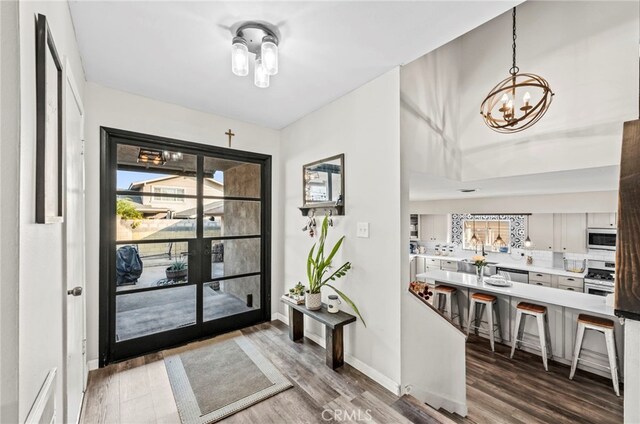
[81,322,623,424]
[441,335,624,424]
[80,321,448,424]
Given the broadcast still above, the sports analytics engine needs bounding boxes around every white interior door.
[63,60,86,424]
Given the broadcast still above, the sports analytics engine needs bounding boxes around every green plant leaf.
[326,284,366,328]
[307,243,316,287]
[324,235,345,265]
[321,262,351,285]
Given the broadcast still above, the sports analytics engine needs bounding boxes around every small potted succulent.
[166,258,188,281]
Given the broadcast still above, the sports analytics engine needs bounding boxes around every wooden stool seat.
[434,285,457,293]
[511,302,552,371]
[471,292,497,302]
[578,314,614,328]
[466,293,502,352]
[432,285,462,328]
[517,302,547,314]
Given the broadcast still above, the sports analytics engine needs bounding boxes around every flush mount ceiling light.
[480,7,554,133]
[231,22,279,88]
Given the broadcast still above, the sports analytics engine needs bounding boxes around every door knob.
[67,286,83,296]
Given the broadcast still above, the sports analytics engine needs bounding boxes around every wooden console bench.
[280,299,356,369]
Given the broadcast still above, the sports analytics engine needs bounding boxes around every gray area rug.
[164,335,292,423]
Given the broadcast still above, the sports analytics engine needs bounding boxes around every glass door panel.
[115,241,190,292]
[203,275,261,322]
[207,238,261,279]
[203,157,261,198]
[115,284,196,341]
[203,200,261,237]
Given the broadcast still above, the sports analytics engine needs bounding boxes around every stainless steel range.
[584,260,615,296]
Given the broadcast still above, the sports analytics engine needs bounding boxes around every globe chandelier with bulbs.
[480,7,554,133]
[231,22,279,88]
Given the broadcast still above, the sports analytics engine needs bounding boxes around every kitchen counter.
[416,269,622,379]
[410,254,586,278]
[417,269,612,316]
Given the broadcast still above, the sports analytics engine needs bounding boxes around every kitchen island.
[417,269,623,379]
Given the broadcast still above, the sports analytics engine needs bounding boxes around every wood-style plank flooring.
[80,321,449,424]
[441,335,624,424]
[81,322,623,424]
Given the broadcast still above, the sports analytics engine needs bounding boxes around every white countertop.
[416,269,615,317]
[410,254,586,278]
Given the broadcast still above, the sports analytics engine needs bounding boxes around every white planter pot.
[305,292,322,311]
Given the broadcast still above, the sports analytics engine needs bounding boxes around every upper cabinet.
[410,214,419,240]
[420,214,448,242]
[529,214,555,251]
[587,213,617,229]
[554,213,587,253]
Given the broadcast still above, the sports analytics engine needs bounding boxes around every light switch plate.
[357,222,369,238]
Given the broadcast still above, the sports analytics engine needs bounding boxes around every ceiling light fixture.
[231,22,279,88]
[480,7,554,133]
[470,216,478,246]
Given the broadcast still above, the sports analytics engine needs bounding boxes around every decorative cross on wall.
[225,129,235,148]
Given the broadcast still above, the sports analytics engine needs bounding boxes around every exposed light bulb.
[523,91,531,103]
[501,93,509,104]
[261,36,278,75]
[524,236,532,248]
[231,37,249,77]
[254,56,269,88]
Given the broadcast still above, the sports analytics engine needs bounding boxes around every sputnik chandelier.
[231,22,279,88]
[480,7,554,133]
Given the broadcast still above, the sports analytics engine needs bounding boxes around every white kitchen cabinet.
[528,214,554,251]
[419,214,448,242]
[587,213,617,229]
[553,213,587,253]
[440,260,458,271]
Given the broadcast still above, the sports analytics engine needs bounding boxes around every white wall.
[401,1,639,183]
[0,1,20,422]
[83,83,282,364]
[400,38,462,181]
[280,69,402,390]
[460,1,638,180]
[410,191,618,215]
[17,1,86,421]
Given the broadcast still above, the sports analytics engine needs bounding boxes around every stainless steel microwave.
[587,228,617,251]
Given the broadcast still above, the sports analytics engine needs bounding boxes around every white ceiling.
[410,166,621,201]
[68,1,519,129]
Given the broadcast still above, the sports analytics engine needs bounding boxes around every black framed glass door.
[99,128,271,365]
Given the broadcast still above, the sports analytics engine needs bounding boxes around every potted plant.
[306,216,366,326]
[472,255,487,282]
[166,258,188,281]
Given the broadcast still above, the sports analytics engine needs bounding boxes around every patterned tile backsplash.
[416,213,617,267]
[451,214,526,249]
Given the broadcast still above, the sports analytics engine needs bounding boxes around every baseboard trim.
[272,313,400,395]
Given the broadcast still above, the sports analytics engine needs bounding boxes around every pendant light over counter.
[480,7,554,133]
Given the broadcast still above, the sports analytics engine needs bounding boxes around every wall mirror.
[300,154,344,215]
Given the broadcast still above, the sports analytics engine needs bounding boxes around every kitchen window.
[152,186,185,202]
[462,219,511,251]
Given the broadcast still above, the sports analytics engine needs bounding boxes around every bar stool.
[569,314,620,396]
[466,293,503,351]
[433,285,462,327]
[510,302,553,371]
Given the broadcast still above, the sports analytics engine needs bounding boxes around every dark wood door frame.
[99,127,272,366]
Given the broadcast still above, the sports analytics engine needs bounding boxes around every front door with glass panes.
[100,129,271,365]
